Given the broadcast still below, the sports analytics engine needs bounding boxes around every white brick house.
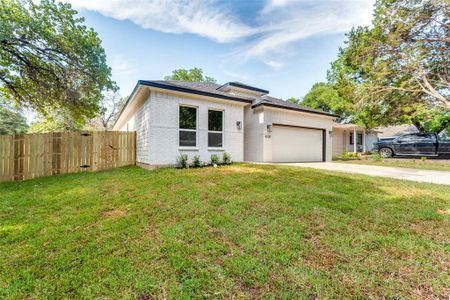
[113,80,337,167]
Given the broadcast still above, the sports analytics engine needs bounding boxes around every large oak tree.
[302,0,450,133]
[0,0,115,127]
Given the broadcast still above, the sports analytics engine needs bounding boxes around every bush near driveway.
[0,164,449,299]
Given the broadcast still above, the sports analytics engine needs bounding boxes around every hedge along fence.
[0,131,136,182]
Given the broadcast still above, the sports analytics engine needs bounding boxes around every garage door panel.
[272,126,323,162]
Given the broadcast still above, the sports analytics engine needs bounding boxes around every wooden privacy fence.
[0,131,136,182]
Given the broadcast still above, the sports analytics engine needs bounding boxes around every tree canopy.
[301,0,450,133]
[0,0,115,125]
[301,83,354,123]
[0,98,28,135]
[85,93,127,130]
[286,97,299,104]
[28,109,84,133]
[164,68,216,83]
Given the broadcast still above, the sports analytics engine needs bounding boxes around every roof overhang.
[333,124,382,133]
[217,82,269,94]
[252,102,339,118]
[138,81,252,103]
[113,80,253,129]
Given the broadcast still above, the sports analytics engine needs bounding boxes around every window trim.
[207,108,224,149]
[179,105,198,148]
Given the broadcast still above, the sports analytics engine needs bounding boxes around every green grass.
[1,164,449,299]
[334,157,450,171]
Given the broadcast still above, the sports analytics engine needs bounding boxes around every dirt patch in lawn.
[303,236,348,271]
[437,209,450,216]
[217,165,279,175]
[379,185,434,198]
[102,209,127,218]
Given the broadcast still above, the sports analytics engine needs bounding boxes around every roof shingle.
[117,80,337,126]
[252,95,338,117]
[147,80,255,101]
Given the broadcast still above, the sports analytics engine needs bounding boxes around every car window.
[398,134,432,142]
[439,132,449,141]
[397,135,419,141]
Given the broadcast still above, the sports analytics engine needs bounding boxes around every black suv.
[374,133,450,158]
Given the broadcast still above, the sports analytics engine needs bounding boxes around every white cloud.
[261,0,294,13]
[239,0,375,68]
[67,0,375,69]
[109,55,135,75]
[263,60,285,70]
[67,0,256,43]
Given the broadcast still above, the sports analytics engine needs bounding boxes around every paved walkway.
[271,162,450,185]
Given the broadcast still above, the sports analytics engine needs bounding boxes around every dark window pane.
[349,132,354,144]
[179,130,196,147]
[208,110,223,131]
[208,132,223,147]
[398,134,420,142]
[179,106,197,129]
[357,133,363,145]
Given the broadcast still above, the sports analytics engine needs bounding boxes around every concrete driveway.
[273,162,450,185]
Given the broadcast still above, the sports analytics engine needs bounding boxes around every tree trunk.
[434,119,450,134]
[412,121,425,133]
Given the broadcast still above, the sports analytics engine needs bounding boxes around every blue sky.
[68,0,374,100]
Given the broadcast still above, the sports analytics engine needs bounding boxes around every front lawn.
[1,164,449,299]
[334,157,450,171]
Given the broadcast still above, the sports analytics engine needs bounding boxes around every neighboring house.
[113,80,337,167]
[332,124,380,156]
[377,124,419,140]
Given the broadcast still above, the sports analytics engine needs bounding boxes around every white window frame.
[208,108,224,149]
[357,133,363,145]
[350,132,363,145]
[179,105,198,149]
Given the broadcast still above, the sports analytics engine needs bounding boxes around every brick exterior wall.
[131,91,246,166]
[244,106,334,162]
[117,85,335,165]
[243,106,265,162]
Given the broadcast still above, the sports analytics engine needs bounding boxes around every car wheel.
[379,147,393,158]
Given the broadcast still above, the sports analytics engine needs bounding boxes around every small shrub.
[346,152,360,158]
[210,154,219,166]
[222,152,232,165]
[421,156,427,162]
[176,153,189,169]
[192,155,202,168]
[372,153,383,161]
[341,151,348,158]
